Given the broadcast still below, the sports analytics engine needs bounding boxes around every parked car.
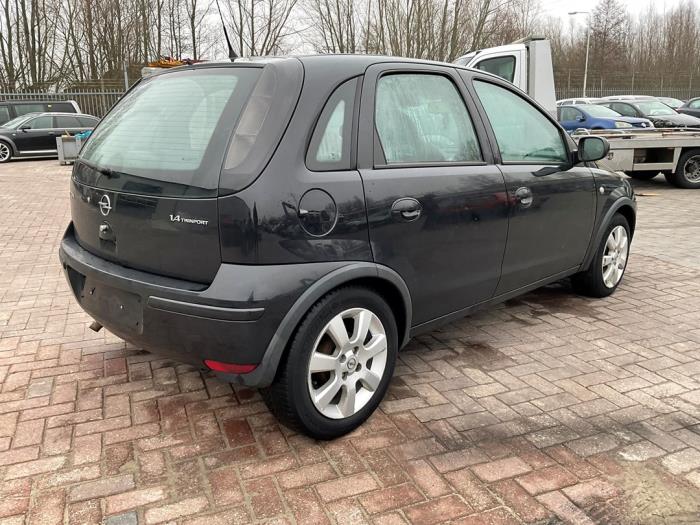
[558,104,653,131]
[0,99,81,126]
[59,56,635,439]
[677,97,700,118]
[597,98,700,128]
[602,95,656,101]
[657,96,685,109]
[557,97,603,106]
[0,112,99,163]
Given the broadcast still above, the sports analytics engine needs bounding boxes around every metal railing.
[0,90,125,118]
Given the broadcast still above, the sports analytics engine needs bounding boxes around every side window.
[48,102,76,112]
[56,116,81,128]
[306,77,357,171]
[689,100,700,109]
[14,104,45,116]
[77,116,99,127]
[26,115,52,129]
[560,107,579,121]
[473,80,567,164]
[613,103,635,117]
[474,56,516,83]
[0,106,10,125]
[375,73,481,165]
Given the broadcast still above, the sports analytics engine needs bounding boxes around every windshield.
[1,114,37,129]
[77,67,261,197]
[585,105,622,118]
[660,97,683,108]
[637,101,676,116]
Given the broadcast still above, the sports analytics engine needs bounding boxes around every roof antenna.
[215,0,238,62]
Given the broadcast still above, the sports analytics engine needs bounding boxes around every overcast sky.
[543,0,693,19]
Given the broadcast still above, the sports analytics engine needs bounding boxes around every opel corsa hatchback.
[60,56,636,439]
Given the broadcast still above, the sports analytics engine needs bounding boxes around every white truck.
[456,38,700,189]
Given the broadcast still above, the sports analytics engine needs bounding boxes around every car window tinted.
[56,116,81,128]
[474,80,567,163]
[0,106,10,125]
[585,105,621,118]
[474,56,515,83]
[77,116,99,127]
[611,103,636,117]
[48,102,76,112]
[637,101,676,116]
[15,104,45,116]
[27,116,52,129]
[79,67,261,197]
[560,107,581,121]
[307,78,357,171]
[375,73,481,164]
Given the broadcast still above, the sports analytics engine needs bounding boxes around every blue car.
[558,104,653,131]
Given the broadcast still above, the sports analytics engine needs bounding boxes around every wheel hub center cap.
[346,357,357,371]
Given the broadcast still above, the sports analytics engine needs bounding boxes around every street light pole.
[569,11,591,98]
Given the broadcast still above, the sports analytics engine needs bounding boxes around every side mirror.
[576,115,586,122]
[19,125,30,131]
[578,136,610,162]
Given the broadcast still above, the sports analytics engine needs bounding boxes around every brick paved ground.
[1,160,700,525]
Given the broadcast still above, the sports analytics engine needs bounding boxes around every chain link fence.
[555,70,700,100]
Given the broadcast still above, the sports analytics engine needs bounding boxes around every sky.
[542,0,692,19]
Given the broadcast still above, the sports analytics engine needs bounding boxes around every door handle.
[514,187,533,208]
[391,198,422,222]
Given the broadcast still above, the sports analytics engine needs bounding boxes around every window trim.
[473,54,517,83]
[468,75,573,167]
[372,70,486,170]
[24,115,54,130]
[305,76,361,172]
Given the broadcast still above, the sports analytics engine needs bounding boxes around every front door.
[357,64,509,326]
[14,115,56,152]
[468,76,596,295]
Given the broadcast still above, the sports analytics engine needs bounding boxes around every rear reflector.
[204,360,257,374]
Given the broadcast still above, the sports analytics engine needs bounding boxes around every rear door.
[71,66,262,284]
[358,63,509,326]
[468,75,596,294]
[55,115,84,135]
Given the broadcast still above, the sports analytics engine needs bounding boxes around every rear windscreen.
[77,67,261,197]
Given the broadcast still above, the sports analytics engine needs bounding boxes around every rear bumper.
[58,223,348,387]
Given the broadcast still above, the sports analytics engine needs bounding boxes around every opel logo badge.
[98,194,112,217]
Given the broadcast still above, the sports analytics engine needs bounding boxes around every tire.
[0,141,12,163]
[263,286,398,439]
[624,171,657,181]
[572,214,630,298]
[666,149,700,188]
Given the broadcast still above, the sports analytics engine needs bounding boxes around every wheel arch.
[581,197,636,271]
[0,137,18,156]
[253,263,412,387]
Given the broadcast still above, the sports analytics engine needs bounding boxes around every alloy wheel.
[307,308,388,419]
[601,225,629,288]
[0,143,10,162]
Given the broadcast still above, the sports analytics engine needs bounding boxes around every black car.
[598,98,700,128]
[58,56,636,439]
[0,112,99,163]
[677,97,700,119]
[0,99,81,126]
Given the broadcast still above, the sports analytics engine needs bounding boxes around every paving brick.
[144,497,209,524]
[404,495,472,525]
[68,475,135,502]
[358,483,424,514]
[515,466,578,496]
[536,491,595,524]
[104,487,166,514]
[490,479,551,523]
[316,472,379,502]
[472,457,532,483]
[661,448,700,475]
